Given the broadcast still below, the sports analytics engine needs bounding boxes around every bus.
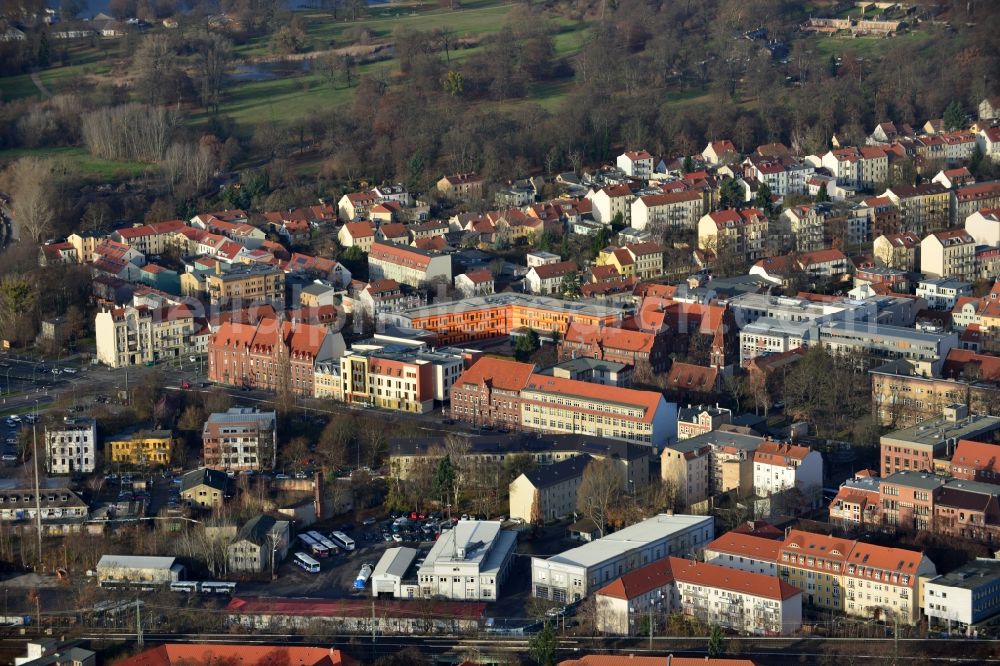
[170,582,199,593]
[294,552,320,574]
[309,531,340,555]
[200,581,237,595]
[299,532,329,558]
[330,531,355,552]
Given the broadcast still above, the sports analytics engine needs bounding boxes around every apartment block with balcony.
[883,184,950,236]
[95,304,204,368]
[697,208,769,264]
[206,264,286,308]
[921,230,977,283]
[202,408,277,473]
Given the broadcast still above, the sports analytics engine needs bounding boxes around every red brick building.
[449,357,535,430]
[557,322,669,372]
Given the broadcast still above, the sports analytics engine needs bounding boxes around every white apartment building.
[95,305,203,369]
[616,151,654,179]
[921,229,977,283]
[672,558,802,636]
[630,191,703,231]
[751,442,823,498]
[965,209,1000,246]
[367,241,452,288]
[915,278,973,310]
[416,521,517,601]
[587,185,635,225]
[738,319,817,365]
[45,418,97,475]
[531,514,714,603]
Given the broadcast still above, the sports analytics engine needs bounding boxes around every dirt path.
[30,72,52,99]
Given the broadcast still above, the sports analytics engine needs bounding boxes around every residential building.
[703,140,738,165]
[368,241,452,288]
[227,515,290,574]
[339,346,441,413]
[697,208,769,264]
[384,293,625,346]
[662,362,722,397]
[39,242,79,267]
[202,408,278,473]
[978,128,1000,163]
[180,468,231,509]
[672,558,802,636]
[206,265,285,308]
[704,530,782,576]
[781,205,825,252]
[357,278,424,315]
[630,191,703,231]
[337,191,380,221]
[676,405,732,440]
[829,472,882,530]
[107,428,174,467]
[661,431,765,506]
[45,418,97,475]
[873,231,921,271]
[879,411,1000,476]
[883,183,950,235]
[417,521,516,600]
[951,438,1000,484]
[593,558,678,635]
[617,150,654,178]
[509,454,592,523]
[337,221,376,252]
[449,357,536,431]
[95,304,202,368]
[208,318,343,396]
[921,230,977,282]
[751,442,823,499]
[965,207,1000,246]
[531,514,714,602]
[587,184,635,225]
[923,558,1000,630]
[96,555,184,588]
[526,251,563,267]
[0,488,88,532]
[596,242,665,280]
[916,278,973,310]
[954,182,1000,224]
[454,269,495,298]
[437,173,484,201]
[525,260,579,295]
[313,360,341,400]
[821,146,889,191]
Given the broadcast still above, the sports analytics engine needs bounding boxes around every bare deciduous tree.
[81,104,177,162]
[576,457,623,537]
[9,157,55,242]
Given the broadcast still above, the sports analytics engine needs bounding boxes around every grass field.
[811,29,933,59]
[0,146,150,181]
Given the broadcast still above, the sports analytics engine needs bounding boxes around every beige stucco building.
[508,455,591,523]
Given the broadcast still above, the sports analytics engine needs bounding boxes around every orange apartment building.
[384,294,626,345]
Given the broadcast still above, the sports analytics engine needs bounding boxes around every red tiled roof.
[638,191,701,206]
[369,241,435,271]
[454,357,535,392]
[461,269,493,285]
[113,644,348,666]
[707,531,782,563]
[564,322,655,353]
[952,439,1000,474]
[754,441,813,466]
[530,260,578,280]
[669,557,800,601]
[799,249,848,266]
[343,221,375,239]
[596,558,673,600]
[664,362,719,391]
[523,374,663,423]
[378,222,408,238]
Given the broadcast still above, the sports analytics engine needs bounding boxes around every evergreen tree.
[943,100,966,131]
[432,455,456,504]
[529,621,558,666]
[707,624,726,658]
[816,182,831,203]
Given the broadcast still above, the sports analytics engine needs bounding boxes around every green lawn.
[0,146,150,181]
[811,29,932,59]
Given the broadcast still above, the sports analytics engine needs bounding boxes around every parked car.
[362,516,377,526]
[62,368,76,374]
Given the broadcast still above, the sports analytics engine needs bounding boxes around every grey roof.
[843,475,881,493]
[390,293,627,320]
[97,555,177,571]
[880,471,950,490]
[546,357,629,375]
[205,407,276,427]
[882,414,1000,447]
[236,515,278,545]
[927,559,1000,591]
[372,547,418,579]
[666,430,764,455]
[391,432,651,462]
[181,467,230,493]
[420,521,516,572]
[677,404,731,422]
[522,454,592,489]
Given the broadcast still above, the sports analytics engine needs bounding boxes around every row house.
[111,219,187,256]
[882,183,950,236]
[873,231,920,271]
[207,317,342,396]
[202,408,277,472]
[557,322,669,373]
[954,181,1000,226]
[630,191,703,231]
[921,229,977,283]
[697,208,769,264]
[710,529,935,625]
[367,241,452,288]
[821,146,888,191]
[95,304,205,368]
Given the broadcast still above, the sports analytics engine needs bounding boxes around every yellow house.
[107,429,175,466]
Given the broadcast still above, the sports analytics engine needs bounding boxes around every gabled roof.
[342,221,375,238]
[596,557,674,601]
[522,454,592,489]
[664,362,719,392]
[114,644,347,666]
[454,357,535,392]
[181,467,230,493]
[460,269,493,284]
[706,531,782,563]
[529,260,578,280]
[523,375,663,422]
[952,439,1000,474]
[669,557,800,600]
[753,441,813,467]
[638,191,702,206]
[564,322,655,353]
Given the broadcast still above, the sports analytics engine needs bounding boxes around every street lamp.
[31,400,42,569]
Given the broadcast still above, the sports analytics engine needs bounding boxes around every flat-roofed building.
[202,408,278,473]
[371,547,419,599]
[818,321,957,372]
[206,264,285,308]
[923,558,1000,630]
[96,555,185,588]
[107,428,174,467]
[531,514,714,602]
[45,418,97,475]
[880,411,1000,476]
[417,521,516,601]
[661,431,765,507]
